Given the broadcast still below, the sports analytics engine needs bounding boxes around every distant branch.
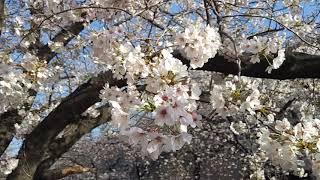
[247,28,285,39]
[222,14,319,50]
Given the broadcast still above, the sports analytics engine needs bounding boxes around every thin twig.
[222,14,320,50]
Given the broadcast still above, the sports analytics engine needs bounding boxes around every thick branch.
[174,51,320,80]
[34,107,112,179]
[7,71,126,180]
[0,21,86,157]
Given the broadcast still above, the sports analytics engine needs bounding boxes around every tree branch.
[34,107,112,179]
[7,71,126,180]
[0,21,86,157]
[173,51,320,80]
[29,21,85,63]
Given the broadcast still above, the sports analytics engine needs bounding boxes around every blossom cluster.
[258,117,320,179]
[210,76,263,118]
[99,84,202,159]
[99,84,141,130]
[174,23,221,68]
[0,72,30,113]
[21,53,59,87]
[97,44,203,159]
[237,36,286,73]
[91,27,148,81]
[278,14,315,34]
[122,127,193,160]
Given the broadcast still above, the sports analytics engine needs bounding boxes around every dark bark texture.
[7,72,126,180]
[0,22,85,158]
[174,51,320,80]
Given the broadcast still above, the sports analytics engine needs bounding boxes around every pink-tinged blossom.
[155,106,175,126]
[163,132,192,152]
[122,127,147,146]
[146,133,166,160]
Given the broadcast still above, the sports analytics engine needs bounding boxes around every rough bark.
[174,51,320,80]
[34,107,112,179]
[0,21,85,157]
[7,71,126,180]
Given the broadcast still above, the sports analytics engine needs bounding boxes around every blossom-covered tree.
[1,0,320,179]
